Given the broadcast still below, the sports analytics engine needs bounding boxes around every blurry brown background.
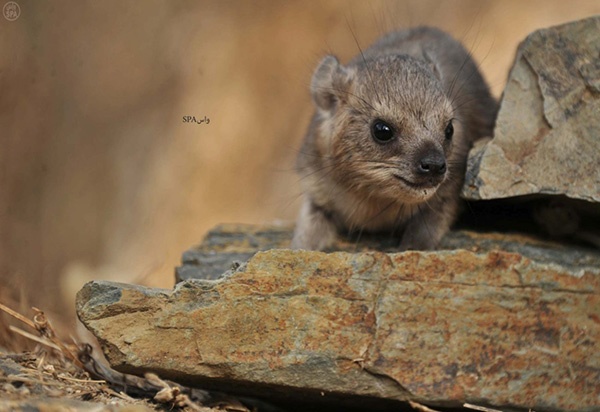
[1,0,599,337]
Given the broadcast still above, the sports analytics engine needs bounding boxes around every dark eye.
[445,121,454,140]
[371,120,395,143]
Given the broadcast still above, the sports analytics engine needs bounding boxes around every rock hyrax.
[292,27,497,250]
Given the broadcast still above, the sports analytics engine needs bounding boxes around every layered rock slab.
[462,16,600,203]
[78,248,600,411]
[176,224,600,282]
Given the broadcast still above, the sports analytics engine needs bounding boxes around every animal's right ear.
[310,55,347,112]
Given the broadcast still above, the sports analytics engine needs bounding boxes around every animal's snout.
[416,150,446,176]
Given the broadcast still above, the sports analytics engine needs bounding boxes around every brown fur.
[292,27,497,251]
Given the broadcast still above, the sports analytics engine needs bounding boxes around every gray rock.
[176,223,293,281]
[176,224,600,282]
[462,16,600,203]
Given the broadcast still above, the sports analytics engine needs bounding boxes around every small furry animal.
[292,27,497,251]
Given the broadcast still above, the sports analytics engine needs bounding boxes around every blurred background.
[1,0,599,342]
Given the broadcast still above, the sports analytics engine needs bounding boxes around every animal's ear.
[310,55,349,112]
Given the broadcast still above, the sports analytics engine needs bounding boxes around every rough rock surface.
[462,16,600,203]
[80,242,600,411]
[176,224,600,282]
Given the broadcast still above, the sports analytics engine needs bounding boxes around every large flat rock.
[79,247,600,411]
[462,16,600,203]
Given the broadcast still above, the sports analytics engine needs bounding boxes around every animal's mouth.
[393,174,442,189]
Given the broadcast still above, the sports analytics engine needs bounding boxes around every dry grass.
[0,302,234,411]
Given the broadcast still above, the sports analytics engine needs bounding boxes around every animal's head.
[310,54,459,203]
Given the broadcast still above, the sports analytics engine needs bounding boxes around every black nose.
[417,152,446,176]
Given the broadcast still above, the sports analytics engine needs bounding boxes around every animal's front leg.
[291,197,337,251]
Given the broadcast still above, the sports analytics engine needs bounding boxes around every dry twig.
[464,403,504,412]
[8,326,62,351]
[409,400,442,412]
[0,302,36,329]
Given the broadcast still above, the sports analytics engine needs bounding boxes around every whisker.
[345,17,383,107]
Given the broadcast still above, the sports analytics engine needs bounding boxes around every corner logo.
[3,1,20,21]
